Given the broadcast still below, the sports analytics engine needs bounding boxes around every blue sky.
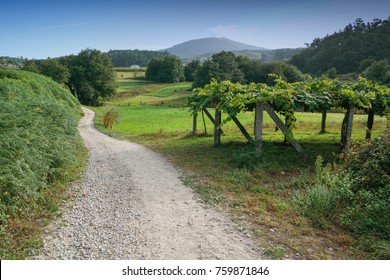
[1,0,389,59]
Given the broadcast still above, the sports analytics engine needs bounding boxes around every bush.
[342,133,390,191]
[103,107,119,129]
[339,132,390,240]
[294,133,390,256]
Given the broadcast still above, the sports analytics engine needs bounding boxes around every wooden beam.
[254,102,264,145]
[214,109,222,146]
[231,115,254,143]
[192,113,197,136]
[203,108,224,134]
[365,110,374,140]
[263,102,304,154]
[342,107,354,153]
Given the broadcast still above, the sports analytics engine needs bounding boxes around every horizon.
[1,0,390,59]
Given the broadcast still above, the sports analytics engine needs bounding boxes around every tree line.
[106,49,170,67]
[146,51,305,86]
[22,49,116,106]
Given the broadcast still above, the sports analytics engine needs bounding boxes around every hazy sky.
[1,0,389,59]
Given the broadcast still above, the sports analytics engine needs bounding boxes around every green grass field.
[92,71,388,260]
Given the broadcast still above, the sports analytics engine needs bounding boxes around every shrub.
[342,133,390,191]
[294,132,390,255]
[103,107,119,129]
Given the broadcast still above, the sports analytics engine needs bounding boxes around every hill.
[0,68,83,258]
[163,37,266,59]
[291,17,390,75]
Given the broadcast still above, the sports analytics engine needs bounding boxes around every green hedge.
[0,68,81,222]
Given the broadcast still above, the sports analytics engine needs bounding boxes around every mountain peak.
[163,37,266,59]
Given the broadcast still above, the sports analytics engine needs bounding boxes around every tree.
[21,60,40,73]
[363,59,390,86]
[39,59,69,84]
[184,60,201,82]
[63,49,116,106]
[192,60,220,88]
[193,51,245,88]
[145,55,184,83]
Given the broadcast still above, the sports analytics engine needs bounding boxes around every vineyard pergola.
[187,76,390,153]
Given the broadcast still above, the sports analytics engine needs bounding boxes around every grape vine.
[187,75,390,141]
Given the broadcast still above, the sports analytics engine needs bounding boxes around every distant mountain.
[163,37,266,59]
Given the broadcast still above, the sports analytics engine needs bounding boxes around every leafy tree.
[192,60,220,88]
[62,49,116,106]
[145,55,184,83]
[22,58,69,84]
[39,59,70,84]
[193,51,245,87]
[363,59,390,86]
[21,60,41,73]
[239,60,305,85]
[184,60,201,82]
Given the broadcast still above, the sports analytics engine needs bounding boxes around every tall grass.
[0,68,84,258]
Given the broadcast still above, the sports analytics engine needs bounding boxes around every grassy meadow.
[92,69,388,259]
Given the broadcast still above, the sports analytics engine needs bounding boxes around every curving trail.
[36,107,263,260]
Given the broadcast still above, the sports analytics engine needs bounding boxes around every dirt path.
[36,107,263,259]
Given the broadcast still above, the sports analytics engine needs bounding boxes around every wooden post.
[263,103,304,154]
[254,102,264,145]
[254,102,264,153]
[214,109,222,146]
[320,110,327,134]
[365,110,374,140]
[343,107,354,153]
[192,113,197,136]
[201,110,207,135]
[231,116,254,143]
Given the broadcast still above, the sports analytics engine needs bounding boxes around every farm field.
[92,69,388,259]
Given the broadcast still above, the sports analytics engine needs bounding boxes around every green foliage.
[363,59,390,87]
[184,60,201,82]
[187,76,390,145]
[0,68,81,224]
[294,133,390,255]
[22,59,69,84]
[146,55,185,83]
[0,56,28,67]
[340,186,390,239]
[62,49,116,106]
[291,17,390,75]
[343,133,390,191]
[193,51,246,88]
[192,51,306,88]
[294,157,352,225]
[107,49,170,67]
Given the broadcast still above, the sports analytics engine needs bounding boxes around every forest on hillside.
[291,17,390,75]
[106,49,170,67]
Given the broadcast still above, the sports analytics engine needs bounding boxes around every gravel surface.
[35,107,263,260]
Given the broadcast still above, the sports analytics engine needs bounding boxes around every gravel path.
[36,107,263,259]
